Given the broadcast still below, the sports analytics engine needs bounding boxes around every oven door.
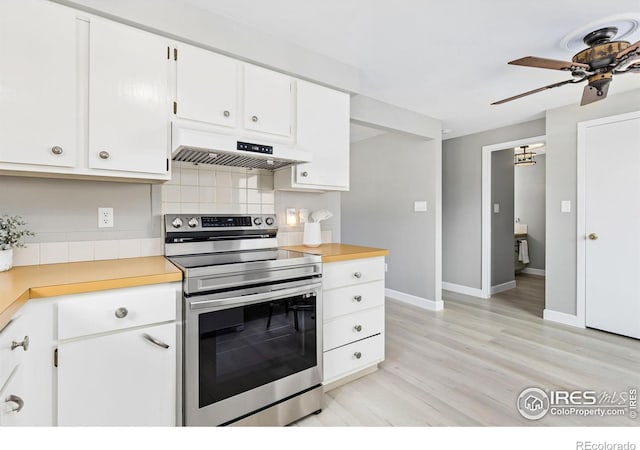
[184,280,323,426]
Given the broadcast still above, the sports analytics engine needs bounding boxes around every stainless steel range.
[165,214,323,426]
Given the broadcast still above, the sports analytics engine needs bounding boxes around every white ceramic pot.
[303,223,322,248]
[0,248,14,272]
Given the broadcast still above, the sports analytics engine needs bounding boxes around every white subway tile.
[68,241,94,262]
[199,204,217,214]
[162,202,182,214]
[181,203,199,214]
[199,187,215,203]
[247,189,261,204]
[216,171,232,187]
[232,188,247,204]
[321,230,333,244]
[288,232,304,245]
[261,191,275,204]
[261,204,275,214]
[94,240,119,261]
[40,242,69,265]
[13,244,40,267]
[231,173,247,189]
[161,185,181,203]
[247,204,261,214]
[166,168,181,185]
[181,167,199,186]
[276,232,289,247]
[199,170,216,187]
[180,186,199,203]
[214,204,233,214]
[247,173,259,189]
[259,174,274,191]
[216,187,232,203]
[117,239,142,259]
[139,238,163,257]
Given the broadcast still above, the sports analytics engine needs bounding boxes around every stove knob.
[253,217,263,226]
[188,218,199,228]
[171,218,183,229]
[265,217,275,226]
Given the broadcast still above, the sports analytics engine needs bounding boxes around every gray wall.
[515,154,545,270]
[491,149,514,286]
[275,191,341,241]
[342,132,440,301]
[442,118,545,288]
[0,175,160,243]
[546,88,640,315]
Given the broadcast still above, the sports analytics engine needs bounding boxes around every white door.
[0,0,77,168]
[89,18,170,175]
[295,81,350,189]
[584,115,640,339]
[176,44,238,128]
[57,322,176,426]
[243,64,292,137]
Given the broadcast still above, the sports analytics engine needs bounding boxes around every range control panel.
[237,141,273,155]
[165,214,276,232]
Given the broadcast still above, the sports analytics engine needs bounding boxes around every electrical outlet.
[98,207,114,228]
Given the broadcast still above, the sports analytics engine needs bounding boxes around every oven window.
[198,292,317,407]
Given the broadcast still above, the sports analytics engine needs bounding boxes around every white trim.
[576,110,640,330]
[481,135,546,299]
[543,309,584,328]
[491,280,517,294]
[521,267,546,276]
[442,282,484,298]
[385,288,443,311]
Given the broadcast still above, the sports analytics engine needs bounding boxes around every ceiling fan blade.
[580,80,611,106]
[616,39,640,59]
[509,56,590,71]
[491,79,579,105]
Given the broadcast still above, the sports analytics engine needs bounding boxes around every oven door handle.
[188,282,322,311]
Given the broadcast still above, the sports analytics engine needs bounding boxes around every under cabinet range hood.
[171,122,312,170]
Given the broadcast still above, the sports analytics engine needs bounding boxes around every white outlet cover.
[98,207,114,228]
[414,201,427,212]
[493,203,500,214]
[561,200,571,213]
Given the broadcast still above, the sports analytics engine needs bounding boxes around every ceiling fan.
[492,27,640,106]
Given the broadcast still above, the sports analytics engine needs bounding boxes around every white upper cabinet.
[175,44,239,128]
[88,18,170,175]
[243,64,292,138]
[274,81,350,191]
[0,0,77,168]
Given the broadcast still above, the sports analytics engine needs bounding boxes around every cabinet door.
[243,64,292,137]
[176,44,238,128]
[0,365,28,427]
[295,81,350,189]
[57,322,176,426]
[0,0,77,168]
[89,19,170,175]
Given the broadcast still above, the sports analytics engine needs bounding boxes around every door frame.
[481,135,546,298]
[576,110,640,328]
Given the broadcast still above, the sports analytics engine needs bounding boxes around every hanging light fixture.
[514,145,537,166]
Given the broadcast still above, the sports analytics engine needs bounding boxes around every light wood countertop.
[0,256,182,330]
[281,243,389,263]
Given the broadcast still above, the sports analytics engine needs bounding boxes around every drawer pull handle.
[99,150,111,160]
[353,351,362,359]
[353,325,362,332]
[115,307,128,319]
[143,333,170,349]
[51,146,64,155]
[353,295,362,303]
[11,336,29,352]
[5,395,24,413]
[353,272,362,279]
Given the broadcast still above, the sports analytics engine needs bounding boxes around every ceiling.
[182,0,640,139]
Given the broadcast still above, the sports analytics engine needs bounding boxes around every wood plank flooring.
[297,275,640,426]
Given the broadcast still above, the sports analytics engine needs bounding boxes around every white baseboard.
[385,288,443,311]
[442,282,484,298]
[521,268,546,277]
[543,309,584,328]
[491,280,517,294]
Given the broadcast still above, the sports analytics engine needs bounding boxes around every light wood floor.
[297,275,639,426]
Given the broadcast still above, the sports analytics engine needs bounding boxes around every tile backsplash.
[162,162,276,215]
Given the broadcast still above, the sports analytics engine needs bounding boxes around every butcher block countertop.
[281,243,389,263]
[0,256,182,330]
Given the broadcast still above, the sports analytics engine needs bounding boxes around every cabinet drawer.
[323,334,384,383]
[324,307,384,351]
[0,316,27,388]
[323,257,385,290]
[323,281,385,320]
[58,285,177,340]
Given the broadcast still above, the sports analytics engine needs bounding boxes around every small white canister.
[303,223,321,247]
[0,248,14,272]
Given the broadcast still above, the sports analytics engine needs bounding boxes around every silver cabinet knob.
[142,333,170,349]
[223,110,231,117]
[99,151,110,160]
[353,295,362,303]
[588,233,599,240]
[301,171,308,177]
[115,307,128,319]
[51,146,63,155]
[251,115,258,122]
[353,325,362,332]
[5,395,24,413]
[353,272,362,279]
[10,336,29,352]
[353,352,362,359]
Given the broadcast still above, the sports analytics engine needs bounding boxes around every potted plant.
[0,215,35,272]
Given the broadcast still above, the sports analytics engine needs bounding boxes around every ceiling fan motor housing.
[573,41,630,69]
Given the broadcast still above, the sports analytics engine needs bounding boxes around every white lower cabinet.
[0,366,27,427]
[322,257,386,385]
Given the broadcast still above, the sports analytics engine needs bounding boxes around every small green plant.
[0,215,35,251]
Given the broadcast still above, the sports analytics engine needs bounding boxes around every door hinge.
[54,348,58,368]
[167,46,170,60]
[174,47,178,61]
[173,101,177,115]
